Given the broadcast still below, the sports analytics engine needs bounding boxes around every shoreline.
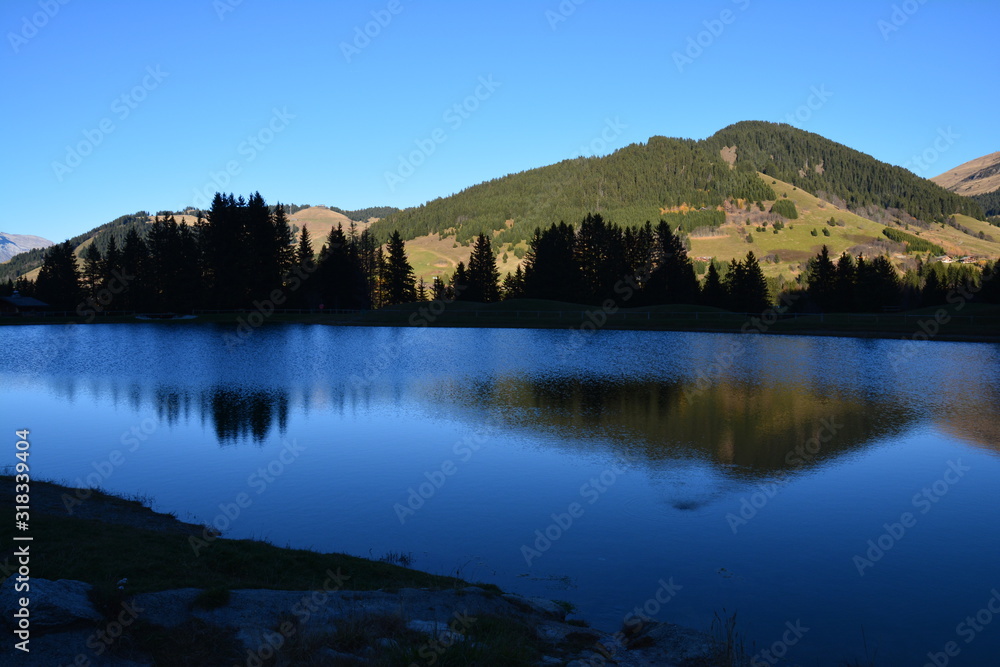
[1,306,998,344]
[0,477,725,665]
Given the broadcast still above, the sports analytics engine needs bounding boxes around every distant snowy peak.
[0,232,55,263]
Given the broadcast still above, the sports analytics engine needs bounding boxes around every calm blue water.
[2,323,999,665]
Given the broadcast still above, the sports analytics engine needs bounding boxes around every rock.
[0,578,103,629]
[619,620,719,666]
[318,647,365,664]
[501,594,567,620]
[406,619,467,645]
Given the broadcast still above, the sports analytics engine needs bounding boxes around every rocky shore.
[0,479,721,666]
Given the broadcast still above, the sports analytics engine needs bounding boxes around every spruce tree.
[451,262,469,300]
[383,231,415,305]
[806,245,837,311]
[467,233,501,302]
[701,262,726,308]
[34,241,81,310]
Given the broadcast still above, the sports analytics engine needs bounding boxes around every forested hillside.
[370,136,775,245]
[706,122,984,221]
[371,122,986,250]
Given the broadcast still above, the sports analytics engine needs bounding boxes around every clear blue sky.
[2,0,998,243]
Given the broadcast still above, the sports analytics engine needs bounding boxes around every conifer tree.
[451,261,469,301]
[81,243,103,303]
[34,241,81,310]
[383,231,415,305]
[467,233,501,302]
[834,252,856,312]
[806,245,837,311]
[502,265,526,300]
[644,221,699,304]
[701,262,726,308]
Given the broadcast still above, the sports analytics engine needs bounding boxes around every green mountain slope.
[371,135,775,247]
[706,121,984,221]
[372,121,986,250]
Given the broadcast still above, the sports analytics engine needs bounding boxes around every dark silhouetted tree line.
[448,213,774,312]
[801,245,999,312]
[18,192,413,315]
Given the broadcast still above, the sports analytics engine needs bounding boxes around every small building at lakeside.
[0,292,49,315]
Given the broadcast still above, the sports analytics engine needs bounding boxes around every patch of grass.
[273,611,543,667]
[375,550,413,568]
[127,618,245,666]
[553,599,577,614]
[710,608,753,667]
[193,587,231,610]
[0,507,464,596]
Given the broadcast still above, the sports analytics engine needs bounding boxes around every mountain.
[372,122,984,245]
[370,121,996,281]
[0,232,53,263]
[932,152,1000,196]
[0,205,391,284]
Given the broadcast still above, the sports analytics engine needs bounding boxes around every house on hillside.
[0,292,49,315]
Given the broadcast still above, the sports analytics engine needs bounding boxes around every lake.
[2,323,999,665]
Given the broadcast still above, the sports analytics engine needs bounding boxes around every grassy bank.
[2,298,998,342]
[0,478,472,598]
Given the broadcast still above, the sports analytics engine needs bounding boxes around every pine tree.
[383,231,415,305]
[523,223,579,302]
[34,241,81,310]
[81,243,104,303]
[451,262,469,300]
[644,221,699,305]
[806,245,837,311]
[833,252,856,312]
[701,262,726,308]
[922,266,946,306]
[502,265,526,300]
[467,233,501,302]
[725,251,770,312]
[432,276,447,301]
[297,225,314,267]
[120,227,150,310]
